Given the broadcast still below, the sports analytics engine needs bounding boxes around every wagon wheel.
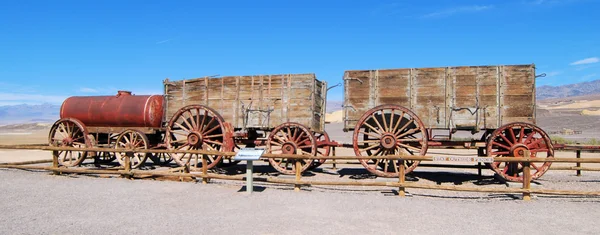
[307,131,331,171]
[353,105,428,177]
[94,151,116,164]
[149,133,173,165]
[165,105,233,171]
[266,122,317,175]
[487,122,554,182]
[115,130,150,169]
[48,118,92,167]
[149,152,173,166]
[88,135,117,164]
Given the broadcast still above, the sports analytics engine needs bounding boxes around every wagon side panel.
[449,66,501,130]
[343,70,374,131]
[287,74,320,131]
[164,78,208,123]
[499,65,536,125]
[412,68,447,129]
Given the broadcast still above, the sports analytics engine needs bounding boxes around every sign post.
[234,148,265,194]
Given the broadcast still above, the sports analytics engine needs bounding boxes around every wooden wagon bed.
[163,73,327,132]
[343,64,536,132]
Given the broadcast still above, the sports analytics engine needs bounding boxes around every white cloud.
[0,92,67,105]
[79,87,99,93]
[156,39,173,44]
[570,57,599,65]
[422,5,493,18]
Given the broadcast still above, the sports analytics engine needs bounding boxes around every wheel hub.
[282,142,298,154]
[380,134,397,150]
[510,144,529,158]
[187,132,203,147]
[62,137,73,146]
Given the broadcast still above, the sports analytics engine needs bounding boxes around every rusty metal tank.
[60,91,164,128]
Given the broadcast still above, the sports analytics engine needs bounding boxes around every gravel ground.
[2,162,600,235]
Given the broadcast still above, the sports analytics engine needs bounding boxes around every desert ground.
[2,96,600,234]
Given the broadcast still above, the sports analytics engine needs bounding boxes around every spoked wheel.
[48,118,92,167]
[165,105,233,171]
[94,151,116,164]
[149,133,173,165]
[149,152,173,166]
[353,105,428,178]
[115,130,150,169]
[487,122,554,182]
[307,131,331,171]
[266,122,317,175]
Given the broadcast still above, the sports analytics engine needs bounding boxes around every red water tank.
[60,91,164,128]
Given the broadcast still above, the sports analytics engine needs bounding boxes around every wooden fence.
[1,144,600,200]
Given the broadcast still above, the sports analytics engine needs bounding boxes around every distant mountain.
[0,103,60,125]
[326,100,344,113]
[537,80,600,100]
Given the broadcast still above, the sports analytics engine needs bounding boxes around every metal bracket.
[343,77,363,84]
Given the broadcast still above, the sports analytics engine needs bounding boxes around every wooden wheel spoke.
[397,142,420,152]
[363,122,383,135]
[499,134,513,146]
[491,151,510,156]
[204,117,217,133]
[357,140,380,143]
[371,113,386,134]
[382,112,389,132]
[527,138,544,148]
[531,162,541,171]
[396,127,420,139]
[205,134,224,139]
[202,125,220,136]
[187,110,197,130]
[195,109,201,131]
[518,127,525,143]
[492,141,511,151]
[180,113,194,131]
[359,131,381,139]
[200,110,207,132]
[508,128,517,144]
[203,139,223,146]
[524,132,535,144]
[391,111,404,134]
[360,143,380,152]
[395,118,413,136]
[174,122,191,133]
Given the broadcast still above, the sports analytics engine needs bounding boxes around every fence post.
[522,150,531,201]
[332,146,337,171]
[124,153,132,180]
[182,164,190,182]
[52,151,60,175]
[398,158,406,197]
[576,150,582,176]
[202,155,208,184]
[295,160,302,192]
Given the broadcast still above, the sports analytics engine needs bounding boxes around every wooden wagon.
[47,73,329,175]
[343,64,553,182]
[162,73,329,174]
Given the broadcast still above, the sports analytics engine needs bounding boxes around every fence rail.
[1,144,600,200]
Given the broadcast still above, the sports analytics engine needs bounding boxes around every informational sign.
[432,156,494,163]
[234,148,265,161]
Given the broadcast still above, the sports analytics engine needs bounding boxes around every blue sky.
[0,0,599,105]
